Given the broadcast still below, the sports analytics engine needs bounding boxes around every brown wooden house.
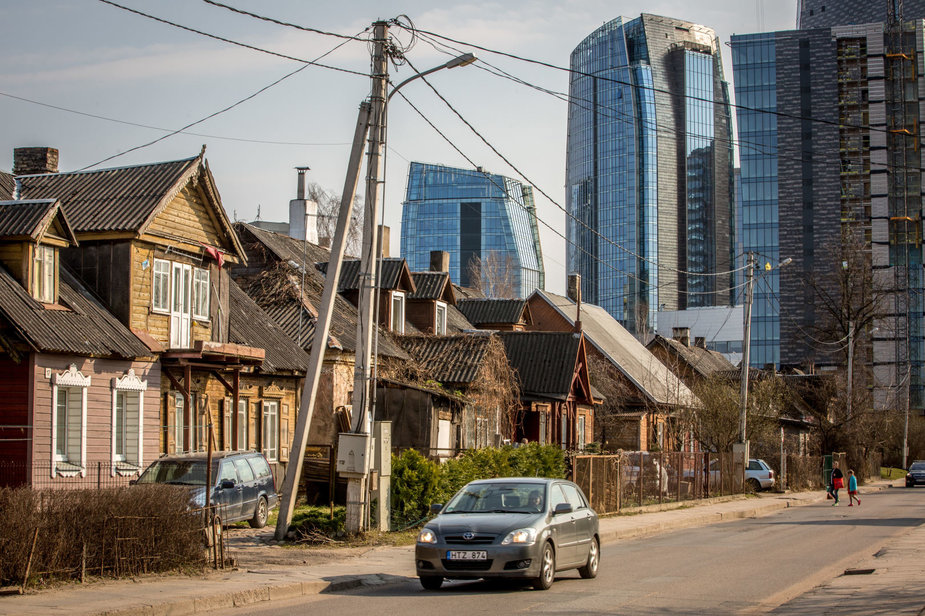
[456,298,533,331]
[0,197,158,487]
[317,258,417,335]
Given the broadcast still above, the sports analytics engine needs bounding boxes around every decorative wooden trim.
[112,369,148,392]
[53,364,91,387]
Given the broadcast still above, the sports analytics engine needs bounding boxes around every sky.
[0,0,797,294]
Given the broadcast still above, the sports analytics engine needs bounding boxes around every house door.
[170,263,192,348]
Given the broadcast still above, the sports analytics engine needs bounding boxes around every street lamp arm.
[387,53,476,101]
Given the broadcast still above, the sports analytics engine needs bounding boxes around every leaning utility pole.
[344,20,390,534]
[273,102,372,541]
[739,252,756,450]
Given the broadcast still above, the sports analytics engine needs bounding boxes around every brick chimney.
[568,273,582,332]
[430,250,449,273]
[672,327,691,347]
[13,147,58,176]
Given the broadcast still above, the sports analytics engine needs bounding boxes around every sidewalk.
[0,480,913,616]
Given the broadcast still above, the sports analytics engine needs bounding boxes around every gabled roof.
[410,271,455,303]
[0,172,14,200]
[456,298,532,327]
[648,334,736,379]
[399,334,494,384]
[236,221,332,266]
[0,199,78,245]
[228,281,309,373]
[446,305,475,334]
[0,264,151,359]
[15,153,244,259]
[497,331,586,401]
[528,290,698,407]
[317,258,415,294]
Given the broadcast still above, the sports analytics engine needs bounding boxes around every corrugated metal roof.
[0,172,14,200]
[399,334,493,384]
[529,290,698,407]
[16,157,197,233]
[446,304,474,334]
[0,264,151,359]
[649,335,735,378]
[409,272,449,300]
[0,200,57,239]
[228,281,310,373]
[236,222,332,268]
[317,258,413,293]
[498,332,581,400]
[456,298,530,326]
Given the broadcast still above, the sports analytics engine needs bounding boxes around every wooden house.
[317,258,417,335]
[456,298,533,331]
[13,148,304,475]
[0,197,158,487]
[646,329,736,391]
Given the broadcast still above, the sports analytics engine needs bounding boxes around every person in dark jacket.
[830,462,844,506]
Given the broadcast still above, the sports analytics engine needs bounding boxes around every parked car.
[905,461,925,487]
[135,451,278,528]
[746,458,775,492]
[415,477,600,591]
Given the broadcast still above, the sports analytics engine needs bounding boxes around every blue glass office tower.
[566,15,735,337]
[400,162,544,298]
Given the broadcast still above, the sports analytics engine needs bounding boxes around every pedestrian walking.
[830,462,844,506]
[847,470,861,506]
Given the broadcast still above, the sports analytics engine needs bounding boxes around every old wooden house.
[0,196,158,487]
[13,148,303,478]
[456,298,533,331]
[646,328,736,391]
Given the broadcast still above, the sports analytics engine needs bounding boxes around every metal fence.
[570,451,745,515]
[0,461,140,490]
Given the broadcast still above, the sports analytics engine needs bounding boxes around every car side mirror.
[430,503,443,515]
[128,479,137,486]
[554,502,573,515]
[220,479,235,490]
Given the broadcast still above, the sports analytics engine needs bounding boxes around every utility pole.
[739,252,756,451]
[847,319,854,420]
[345,20,390,535]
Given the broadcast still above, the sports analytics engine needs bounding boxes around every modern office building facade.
[400,162,545,299]
[566,14,735,337]
[797,0,925,29]
[732,20,925,412]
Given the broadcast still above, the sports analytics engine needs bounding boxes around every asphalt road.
[213,488,924,615]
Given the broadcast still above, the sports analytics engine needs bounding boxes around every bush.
[290,505,346,540]
[391,444,566,528]
[0,485,206,586]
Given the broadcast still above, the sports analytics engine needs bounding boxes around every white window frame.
[238,398,249,450]
[152,259,171,313]
[51,365,90,477]
[435,301,447,335]
[578,415,587,451]
[262,400,279,461]
[192,267,210,320]
[33,244,56,303]
[390,291,405,334]
[173,392,184,453]
[111,369,147,474]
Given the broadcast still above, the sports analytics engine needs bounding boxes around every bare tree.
[307,182,364,256]
[466,251,518,299]
[691,375,782,454]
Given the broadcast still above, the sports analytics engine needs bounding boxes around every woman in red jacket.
[830,462,844,506]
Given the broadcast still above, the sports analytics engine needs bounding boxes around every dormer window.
[33,244,56,303]
[435,301,447,335]
[391,291,405,334]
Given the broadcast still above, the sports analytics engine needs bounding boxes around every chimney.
[378,225,390,258]
[430,250,450,273]
[672,327,691,347]
[568,273,582,332]
[288,167,318,244]
[13,147,58,176]
[695,336,706,349]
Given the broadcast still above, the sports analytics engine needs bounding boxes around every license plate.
[447,550,487,560]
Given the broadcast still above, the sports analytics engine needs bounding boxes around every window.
[435,301,447,335]
[390,292,405,334]
[173,393,185,453]
[262,400,279,461]
[560,413,568,449]
[578,415,586,451]
[51,364,90,476]
[152,259,170,313]
[561,483,587,510]
[238,399,249,450]
[112,369,146,471]
[234,457,255,483]
[192,268,210,320]
[33,244,55,303]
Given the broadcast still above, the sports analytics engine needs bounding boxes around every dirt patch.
[223,526,383,568]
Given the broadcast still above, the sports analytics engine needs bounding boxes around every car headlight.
[501,528,537,545]
[417,528,438,544]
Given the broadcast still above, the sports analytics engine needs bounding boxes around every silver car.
[415,477,600,590]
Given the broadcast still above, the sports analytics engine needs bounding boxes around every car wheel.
[419,576,443,590]
[532,542,555,590]
[746,478,761,493]
[249,496,269,529]
[578,536,599,579]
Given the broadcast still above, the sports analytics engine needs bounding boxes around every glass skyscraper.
[400,162,544,298]
[566,15,735,337]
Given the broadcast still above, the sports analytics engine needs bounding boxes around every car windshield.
[443,482,546,514]
[136,460,211,486]
[910,463,925,471]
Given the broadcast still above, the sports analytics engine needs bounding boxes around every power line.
[76,25,365,171]
[0,91,351,147]
[199,0,366,41]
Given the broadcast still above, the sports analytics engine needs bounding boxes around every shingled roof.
[409,271,453,301]
[399,334,494,385]
[0,199,77,244]
[456,298,531,327]
[317,258,415,294]
[648,334,736,379]
[498,332,585,401]
[0,172,14,200]
[228,281,309,373]
[0,264,150,359]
